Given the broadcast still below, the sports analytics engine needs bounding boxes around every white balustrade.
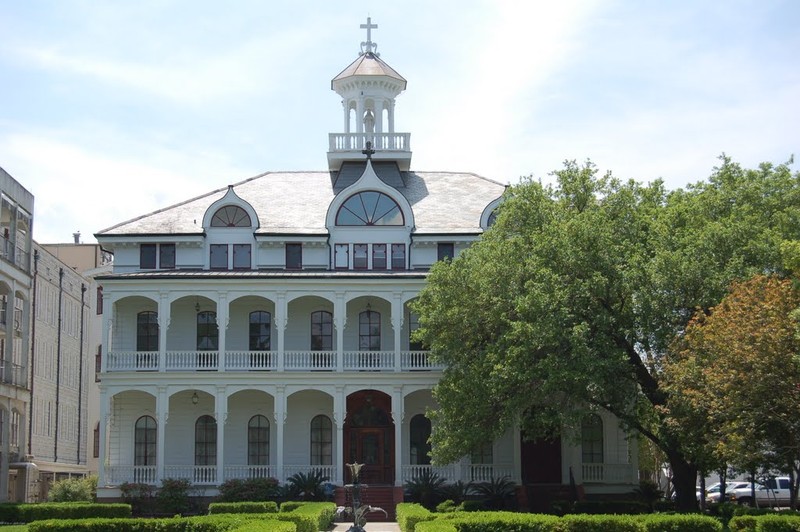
[165,351,219,371]
[164,465,217,485]
[400,351,444,371]
[224,465,277,480]
[284,351,336,371]
[328,132,410,152]
[107,351,159,371]
[581,463,638,484]
[225,350,276,370]
[464,464,514,483]
[105,465,157,485]
[402,464,459,483]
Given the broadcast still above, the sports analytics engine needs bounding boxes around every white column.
[343,100,350,133]
[217,294,228,371]
[216,387,226,484]
[276,292,286,372]
[356,99,365,136]
[275,386,286,482]
[392,294,403,372]
[158,293,169,371]
[97,389,110,486]
[0,402,10,501]
[334,293,345,372]
[334,386,345,486]
[388,100,396,133]
[392,386,404,486]
[156,387,167,482]
[101,294,115,373]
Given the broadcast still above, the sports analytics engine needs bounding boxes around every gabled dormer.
[202,186,259,270]
[328,17,412,172]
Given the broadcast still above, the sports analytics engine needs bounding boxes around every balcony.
[327,132,412,171]
[105,349,441,373]
[0,360,27,388]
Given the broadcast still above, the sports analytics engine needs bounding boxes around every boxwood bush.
[0,502,131,523]
[28,513,288,531]
[397,502,435,532]
[209,501,279,514]
[729,514,800,531]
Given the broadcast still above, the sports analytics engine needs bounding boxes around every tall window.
[336,191,404,225]
[248,415,270,465]
[391,244,405,270]
[136,311,159,351]
[96,286,103,315]
[210,244,228,270]
[437,243,454,261]
[372,244,387,270]
[93,422,100,458]
[211,205,251,227]
[471,441,493,464]
[310,415,332,465]
[233,244,251,270]
[581,414,604,463]
[197,311,218,350]
[286,243,302,269]
[140,244,156,269]
[159,244,176,269]
[311,311,333,350]
[335,244,349,269]
[353,244,368,269]
[249,311,271,350]
[410,414,432,465]
[195,415,217,465]
[408,312,424,351]
[359,310,381,351]
[134,415,157,466]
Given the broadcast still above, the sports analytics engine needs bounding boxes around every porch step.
[335,485,398,521]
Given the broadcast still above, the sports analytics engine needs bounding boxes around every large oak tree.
[413,157,800,510]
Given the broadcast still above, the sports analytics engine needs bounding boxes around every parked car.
[733,476,793,507]
[705,481,752,504]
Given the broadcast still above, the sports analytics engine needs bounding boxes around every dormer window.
[211,206,251,227]
[336,191,403,226]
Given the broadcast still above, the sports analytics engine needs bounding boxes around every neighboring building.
[94,20,638,511]
[0,166,34,502]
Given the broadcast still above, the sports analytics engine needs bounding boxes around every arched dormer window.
[211,205,251,227]
[336,191,404,226]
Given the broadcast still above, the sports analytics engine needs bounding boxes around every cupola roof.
[331,52,407,89]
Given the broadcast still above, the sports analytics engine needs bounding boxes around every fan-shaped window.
[336,191,404,226]
[211,205,251,227]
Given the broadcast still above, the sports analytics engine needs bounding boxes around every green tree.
[413,157,800,511]
[666,275,800,507]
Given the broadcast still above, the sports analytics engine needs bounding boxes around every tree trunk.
[668,451,698,512]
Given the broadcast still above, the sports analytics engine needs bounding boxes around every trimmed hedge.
[573,500,650,515]
[0,502,131,523]
[276,501,335,532]
[638,513,722,532]
[397,502,435,532]
[209,501,279,514]
[729,514,800,531]
[28,513,290,531]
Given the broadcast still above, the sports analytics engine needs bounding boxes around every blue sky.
[0,1,797,244]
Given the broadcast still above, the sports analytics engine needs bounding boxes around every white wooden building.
[94,19,637,508]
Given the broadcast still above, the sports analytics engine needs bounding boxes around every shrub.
[440,480,474,505]
[12,502,131,522]
[572,499,649,514]
[286,470,330,501]
[208,501,279,514]
[217,477,280,502]
[634,479,664,512]
[47,475,98,502]
[156,477,192,515]
[276,501,336,532]
[120,481,156,516]
[396,502,434,532]
[639,513,723,531]
[473,476,517,511]
[404,470,447,510]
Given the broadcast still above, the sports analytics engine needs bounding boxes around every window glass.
[210,244,228,270]
[408,312,424,351]
[195,415,217,465]
[197,311,219,350]
[159,244,176,269]
[249,311,271,350]
[140,244,156,269]
[581,414,604,463]
[470,441,493,464]
[136,311,159,351]
[487,210,498,227]
[311,311,333,350]
[410,414,432,465]
[233,244,251,270]
[391,244,405,270]
[248,415,269,465]
[211,205,251,227]
[134,415,157,466]
[310,415,332,465]
[286,243,302,269]
[359,310,381,351]
[353,244,368,269]
[336,191,403,226]
[335,244,349,269]
[372,244,387,270]
[437,243,454,261]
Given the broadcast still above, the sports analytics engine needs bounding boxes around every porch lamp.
[191,392,199,405]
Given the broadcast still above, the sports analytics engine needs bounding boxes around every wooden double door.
[344,391,394,484]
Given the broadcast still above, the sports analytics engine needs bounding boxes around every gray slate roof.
[96,170,506,237]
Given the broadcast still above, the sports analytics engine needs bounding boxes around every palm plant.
[474,476,516,510]
[403,470,447,510]
[440,480,474,505]
[287,469,330,501]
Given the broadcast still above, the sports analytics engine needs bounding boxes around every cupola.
[327,17,412,172]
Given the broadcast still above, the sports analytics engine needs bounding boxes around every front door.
[344,390,395,485]
[349,428,391,483]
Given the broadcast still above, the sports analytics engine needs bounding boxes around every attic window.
[336,191,403,226]
[211,205,251,227]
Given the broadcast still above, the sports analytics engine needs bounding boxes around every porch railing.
[328,132,410,152]
[224,465,277,480]
[164,465,217,485]
[582,463,638,484]
[105,349,439,373]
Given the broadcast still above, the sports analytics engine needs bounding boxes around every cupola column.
[355,99,365,135]
[342,100,350,134]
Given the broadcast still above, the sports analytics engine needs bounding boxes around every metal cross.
[362,141,375,160]
[360,16,378,55]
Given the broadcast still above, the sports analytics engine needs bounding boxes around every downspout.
[27,249,39,456]
[77,283,86,464]
[54,267,64,462]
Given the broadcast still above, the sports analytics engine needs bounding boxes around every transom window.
[248,415,270,466]
[211,205,251,227]
[336,191,403,226]
[135,415,157,466]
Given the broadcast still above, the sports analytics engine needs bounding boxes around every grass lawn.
[0,526,27,531]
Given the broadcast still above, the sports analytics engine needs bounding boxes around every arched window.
[310,415,332,465]
[197,311,218,350]
[581,414,604,463]
[137,311,159,351]
[248,415,269,465]
[336,191,403,226]
[249,311,271,350]
[410,414,431,465]
[211,205,251,227]
[359,310,381,351]
[311,311,333,350]
[487,210,498,227]
[134,415,157,466]
[195,415,217,465]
